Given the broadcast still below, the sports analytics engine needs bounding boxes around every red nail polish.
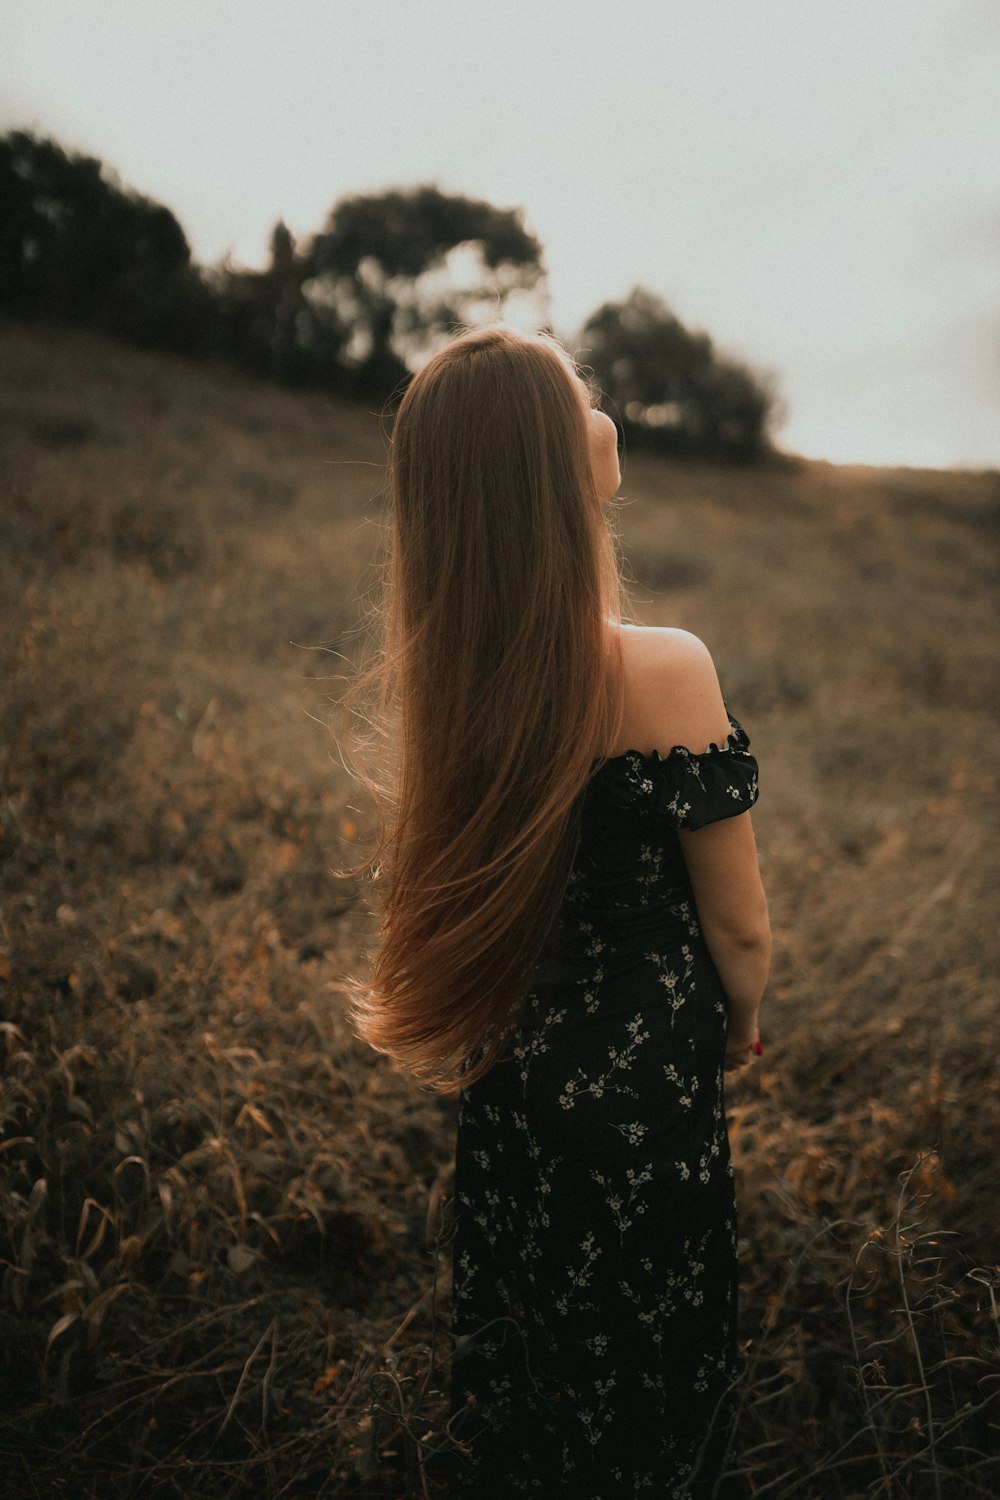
[752,1040,763,1056]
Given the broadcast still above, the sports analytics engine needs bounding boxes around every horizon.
[4,0,998,470]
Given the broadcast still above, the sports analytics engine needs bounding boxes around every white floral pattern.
[449,716,759,1497]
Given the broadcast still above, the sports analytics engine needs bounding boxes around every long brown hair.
[347,325,623,1090]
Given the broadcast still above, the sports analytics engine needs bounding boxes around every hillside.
[2,323,998,1497]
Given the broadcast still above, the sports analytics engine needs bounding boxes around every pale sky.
[4,0,998,468]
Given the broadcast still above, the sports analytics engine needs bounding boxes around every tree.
[0,130,213,351]
[300,185,547,393]
[208,219,316,383]
[580,286,778,459]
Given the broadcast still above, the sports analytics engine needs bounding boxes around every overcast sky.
[4,0,998,468]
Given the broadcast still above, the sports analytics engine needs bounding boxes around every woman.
[350,325,770,1496]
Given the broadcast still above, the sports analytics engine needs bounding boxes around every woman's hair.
[347,324,623,1091]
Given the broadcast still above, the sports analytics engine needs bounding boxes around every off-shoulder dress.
[448,715,760,1497]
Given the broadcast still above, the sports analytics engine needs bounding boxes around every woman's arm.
[615,623,771,1068]
[678,812,771,1070]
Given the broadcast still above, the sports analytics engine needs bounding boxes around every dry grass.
[1,321,998,1497]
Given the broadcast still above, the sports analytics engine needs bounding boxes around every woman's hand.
[724,1030,763,1073]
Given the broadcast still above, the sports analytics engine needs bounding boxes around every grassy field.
[2,321,998,1497]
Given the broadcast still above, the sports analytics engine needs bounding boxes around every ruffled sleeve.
[598,714,759,830]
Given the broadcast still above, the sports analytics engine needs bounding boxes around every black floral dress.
[448,716,759,1497]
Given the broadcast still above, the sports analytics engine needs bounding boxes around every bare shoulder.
[609,623,732,758]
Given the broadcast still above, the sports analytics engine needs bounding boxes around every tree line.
[0,130,778,458]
